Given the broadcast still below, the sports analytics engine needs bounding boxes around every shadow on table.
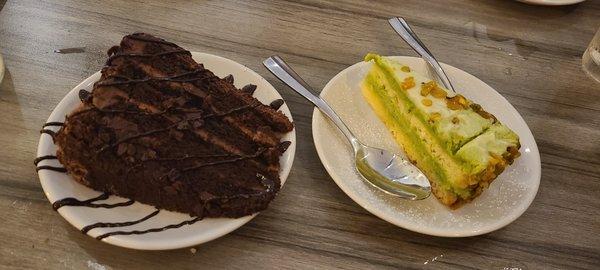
[486,0,581,14]
[1,68,15,93]
[461,0,581,63]
[65,224,229,269]
[0,69,25,126]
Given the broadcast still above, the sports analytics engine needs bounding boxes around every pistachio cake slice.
[361,53,520,207]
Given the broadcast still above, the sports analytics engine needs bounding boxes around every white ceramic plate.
[312,56,540,237]
[516,0,585,5]
[36,52,296,250]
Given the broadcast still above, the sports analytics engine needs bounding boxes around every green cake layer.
[361,53,520,207]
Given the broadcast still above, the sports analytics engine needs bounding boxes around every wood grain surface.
[1,0,599,269]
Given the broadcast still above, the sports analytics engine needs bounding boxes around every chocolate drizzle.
[40,129,56,137]
[36,165,67,173]
[86,175,273,241]
[93,103,260,155]
[52,193,134,211]
[43,122,64,127]
[96,68,208,87]
[95,216,203,240]
[124,152,236,175]
[68,105,203,118]
[34,155,58,165]
[178,149,266,174]
[40,122,64,138]
[95,121,190,154]
[35,155,65,172]
[106,50,191,65]
[81,208,160,234]
[37,121,65,169]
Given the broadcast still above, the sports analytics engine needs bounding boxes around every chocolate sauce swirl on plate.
[95,216,203,240]
[34,155,57,165]
[81,208,160,234]
[52,193,135,211]
[36,165,67,173]
[42,122,64,127]
[40,122,64,138]
[35,154,65,172]
[40,129,56,137]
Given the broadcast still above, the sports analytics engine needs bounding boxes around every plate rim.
[311,56,541,237]
[36,52,296,250]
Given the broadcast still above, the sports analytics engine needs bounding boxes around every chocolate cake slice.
[54,33,294,218]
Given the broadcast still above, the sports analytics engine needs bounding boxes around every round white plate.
[36,52,296,250]
[312,56,540,237]
[516,0,585,5]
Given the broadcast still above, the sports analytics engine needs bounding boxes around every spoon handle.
[263,56,359,148]
[388,17,456,92]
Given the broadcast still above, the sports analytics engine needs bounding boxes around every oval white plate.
[516,0,585,5]
[36,52,296,250]
[312,56,540,237]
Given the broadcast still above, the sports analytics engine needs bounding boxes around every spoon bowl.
[355,145,430,200]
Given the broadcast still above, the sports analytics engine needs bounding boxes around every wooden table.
[1,0,599,269]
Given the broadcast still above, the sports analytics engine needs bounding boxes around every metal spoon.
[388,17,456,93]
[263,56,431,200]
